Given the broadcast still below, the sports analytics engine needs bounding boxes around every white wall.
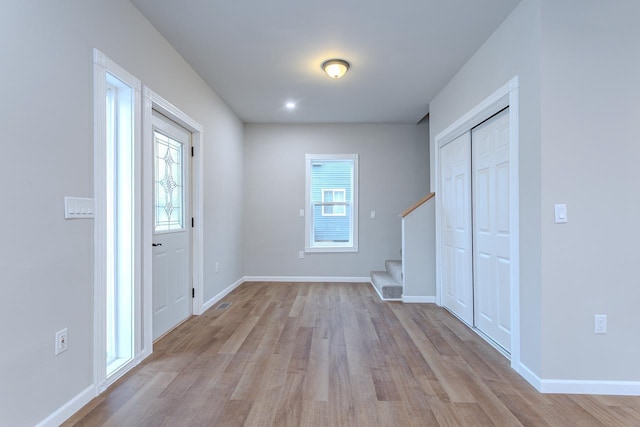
[244,124,429,278]
[202,104,245,303]
[429,0,542,375]
[430,0,640,387]
[0,1,243,425]
[402,199,436,299]
[539,0,640,381]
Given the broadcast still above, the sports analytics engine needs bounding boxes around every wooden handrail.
[401,192,435,218]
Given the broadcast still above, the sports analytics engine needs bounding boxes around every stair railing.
[401,192,435,218]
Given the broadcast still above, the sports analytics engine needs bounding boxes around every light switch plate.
[594,315,607,334]
[65,197,95,219]
[554,204,567,224]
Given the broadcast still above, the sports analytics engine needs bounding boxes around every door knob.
[152,243,162,247]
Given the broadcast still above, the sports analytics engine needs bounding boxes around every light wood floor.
[65,282,640,426]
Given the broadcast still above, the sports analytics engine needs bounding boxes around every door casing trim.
[142,87,204,359]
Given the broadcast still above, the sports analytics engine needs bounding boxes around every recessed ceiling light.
[285,101,296,110]
[322,59,350,79]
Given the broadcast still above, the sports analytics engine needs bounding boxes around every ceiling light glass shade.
[322,59,350,79]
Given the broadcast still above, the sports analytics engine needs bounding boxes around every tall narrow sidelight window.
[305,154,359,252]
[104,71,135,376]
[94,49,141,390]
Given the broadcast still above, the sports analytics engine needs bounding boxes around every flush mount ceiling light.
[322,59,350,79]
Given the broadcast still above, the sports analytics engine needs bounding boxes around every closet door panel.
[472,109,511,352]
[441,131,473,325]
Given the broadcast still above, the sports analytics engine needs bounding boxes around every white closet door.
[441,131,473,325]
[472,109,511,352]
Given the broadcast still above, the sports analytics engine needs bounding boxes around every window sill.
[305,246,358,253]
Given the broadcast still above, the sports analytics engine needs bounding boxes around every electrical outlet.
[594,315,607,334]
[298,251,304,259]
[55,328,68,355]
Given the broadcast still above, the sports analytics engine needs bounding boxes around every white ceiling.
[130,0,521,124]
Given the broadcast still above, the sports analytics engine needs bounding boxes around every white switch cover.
[299,209,305,217]
[594,315,607,334]
[370,211,376,219]
[65,197,95,219]
[554,204,567,224]
[55,328,68,355]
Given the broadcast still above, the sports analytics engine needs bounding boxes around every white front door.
[472,109,511,351]
[440,131,473,325]
[152,110,191,340]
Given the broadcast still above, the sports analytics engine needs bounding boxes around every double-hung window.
[321,189,346,216]
[305,154,358,252]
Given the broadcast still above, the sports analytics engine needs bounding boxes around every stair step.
[385,260,402,284]
[370,271,402,300]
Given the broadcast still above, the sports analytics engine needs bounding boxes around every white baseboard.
[201,277,245,312]
[36,385,96,427]
[369,280,384,299]
[243,276,371,283]
[517,362,640,396]
[402,295,436,303]
[517,362,542,391]
[540,379,640,396]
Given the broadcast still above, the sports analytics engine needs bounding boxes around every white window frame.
[321,188,346,216]
[93,48,142,393]
[305,154,359,253]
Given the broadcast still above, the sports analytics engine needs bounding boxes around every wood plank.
[287,326,313,373]
[217,316,260,354]
[302,333,329,402]
[453,402,495,427]
[569,394,633,426]
[63,282,640,427]
[100,372,178,426]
